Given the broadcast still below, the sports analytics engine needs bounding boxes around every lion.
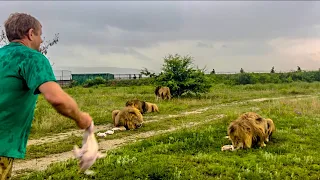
[125,99,147,114]
[227,112,268,150]
[145,102,159,113]
[112,106,143,130]
[112,109,121,125]
[265,118,276,142]
[155,86,171,100]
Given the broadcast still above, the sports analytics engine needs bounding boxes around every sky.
[1,1,320,75]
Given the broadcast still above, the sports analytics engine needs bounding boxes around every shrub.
[154,54,212,97]
[83,76,106,87]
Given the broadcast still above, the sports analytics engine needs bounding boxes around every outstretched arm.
[39,81,92,129]
[20,52,92,129]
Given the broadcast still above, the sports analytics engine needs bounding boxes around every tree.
[154,54,212,97]
[140,67,156,77]
[297,66,301,72]
[0,26,59,66]
[270,66,275,73]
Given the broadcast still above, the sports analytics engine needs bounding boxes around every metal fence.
[54,70,72,87]
[53,70,150,87]
[113,74,147,79]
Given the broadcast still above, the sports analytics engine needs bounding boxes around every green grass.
[30,82,319,139]
[17,82,320,179]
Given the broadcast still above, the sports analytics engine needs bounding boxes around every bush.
[154,54,212,97]
[83,76,106,87]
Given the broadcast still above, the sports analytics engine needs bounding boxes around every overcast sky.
[1,1,320,74]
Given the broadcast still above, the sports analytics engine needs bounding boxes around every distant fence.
[54,70,72,87]
[53,70,149,86]
[113,74,147,79]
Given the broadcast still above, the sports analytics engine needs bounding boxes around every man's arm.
[38,81,91,129]
[19,52,92,129]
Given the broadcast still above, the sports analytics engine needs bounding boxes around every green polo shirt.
[0,42,56,158]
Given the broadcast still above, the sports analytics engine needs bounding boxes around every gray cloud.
[1,1,320,72]
[2,1,319,47]
[97,46,153,62]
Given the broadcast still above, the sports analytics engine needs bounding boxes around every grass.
[30,82,319,139]
[16,82,320,179]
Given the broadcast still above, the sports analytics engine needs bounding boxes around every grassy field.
[15,82,320,179]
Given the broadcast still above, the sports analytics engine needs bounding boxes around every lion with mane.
[227,112,271,150]
[155,86,171,100]
[112,106,143,130]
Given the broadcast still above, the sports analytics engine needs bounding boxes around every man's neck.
[11,39,31,48]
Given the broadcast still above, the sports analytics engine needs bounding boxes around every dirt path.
[14,94,318,177]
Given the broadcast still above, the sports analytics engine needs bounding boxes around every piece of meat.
[221,145,235,151]
[73,121,106,172]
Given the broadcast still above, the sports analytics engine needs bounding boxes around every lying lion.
[155,86,171,100]
[227,112,271,150]
[125,99,147,114]
[145,102,159,113]
[112,107,143,130]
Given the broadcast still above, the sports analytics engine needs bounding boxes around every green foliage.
[140,67,156,77]
[154,54,212,97]
[83,76,106,87]
[209,71,320,85]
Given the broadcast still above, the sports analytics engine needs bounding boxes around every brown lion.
[227,112,269,150]
[265,118,276,142]
[112,109,121,125]
[113,106,143,130]
[125,99,147,114]
[155,86,171,100]
[145,102,159,113]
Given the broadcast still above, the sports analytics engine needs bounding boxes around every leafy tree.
[154,54,212,97]
[0,26,59,66]
[140,67,156,77]
[270,66,275,73]
[297,66,302,72]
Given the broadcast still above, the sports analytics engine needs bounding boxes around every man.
[0,13,93,179]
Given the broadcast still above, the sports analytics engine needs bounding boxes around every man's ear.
[26,28,34,41]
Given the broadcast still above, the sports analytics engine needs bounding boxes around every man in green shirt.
[0,13,93,179]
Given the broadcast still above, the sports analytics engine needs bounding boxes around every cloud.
[1,1,320,73]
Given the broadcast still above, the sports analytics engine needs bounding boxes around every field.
[13,82,320,180]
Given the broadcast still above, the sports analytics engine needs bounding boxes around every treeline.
[75,70,320,88]
[209,70,320,85]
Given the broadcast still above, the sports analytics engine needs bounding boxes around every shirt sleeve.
[20,52,57,95]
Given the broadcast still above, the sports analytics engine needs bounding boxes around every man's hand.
[77,112,93,129]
